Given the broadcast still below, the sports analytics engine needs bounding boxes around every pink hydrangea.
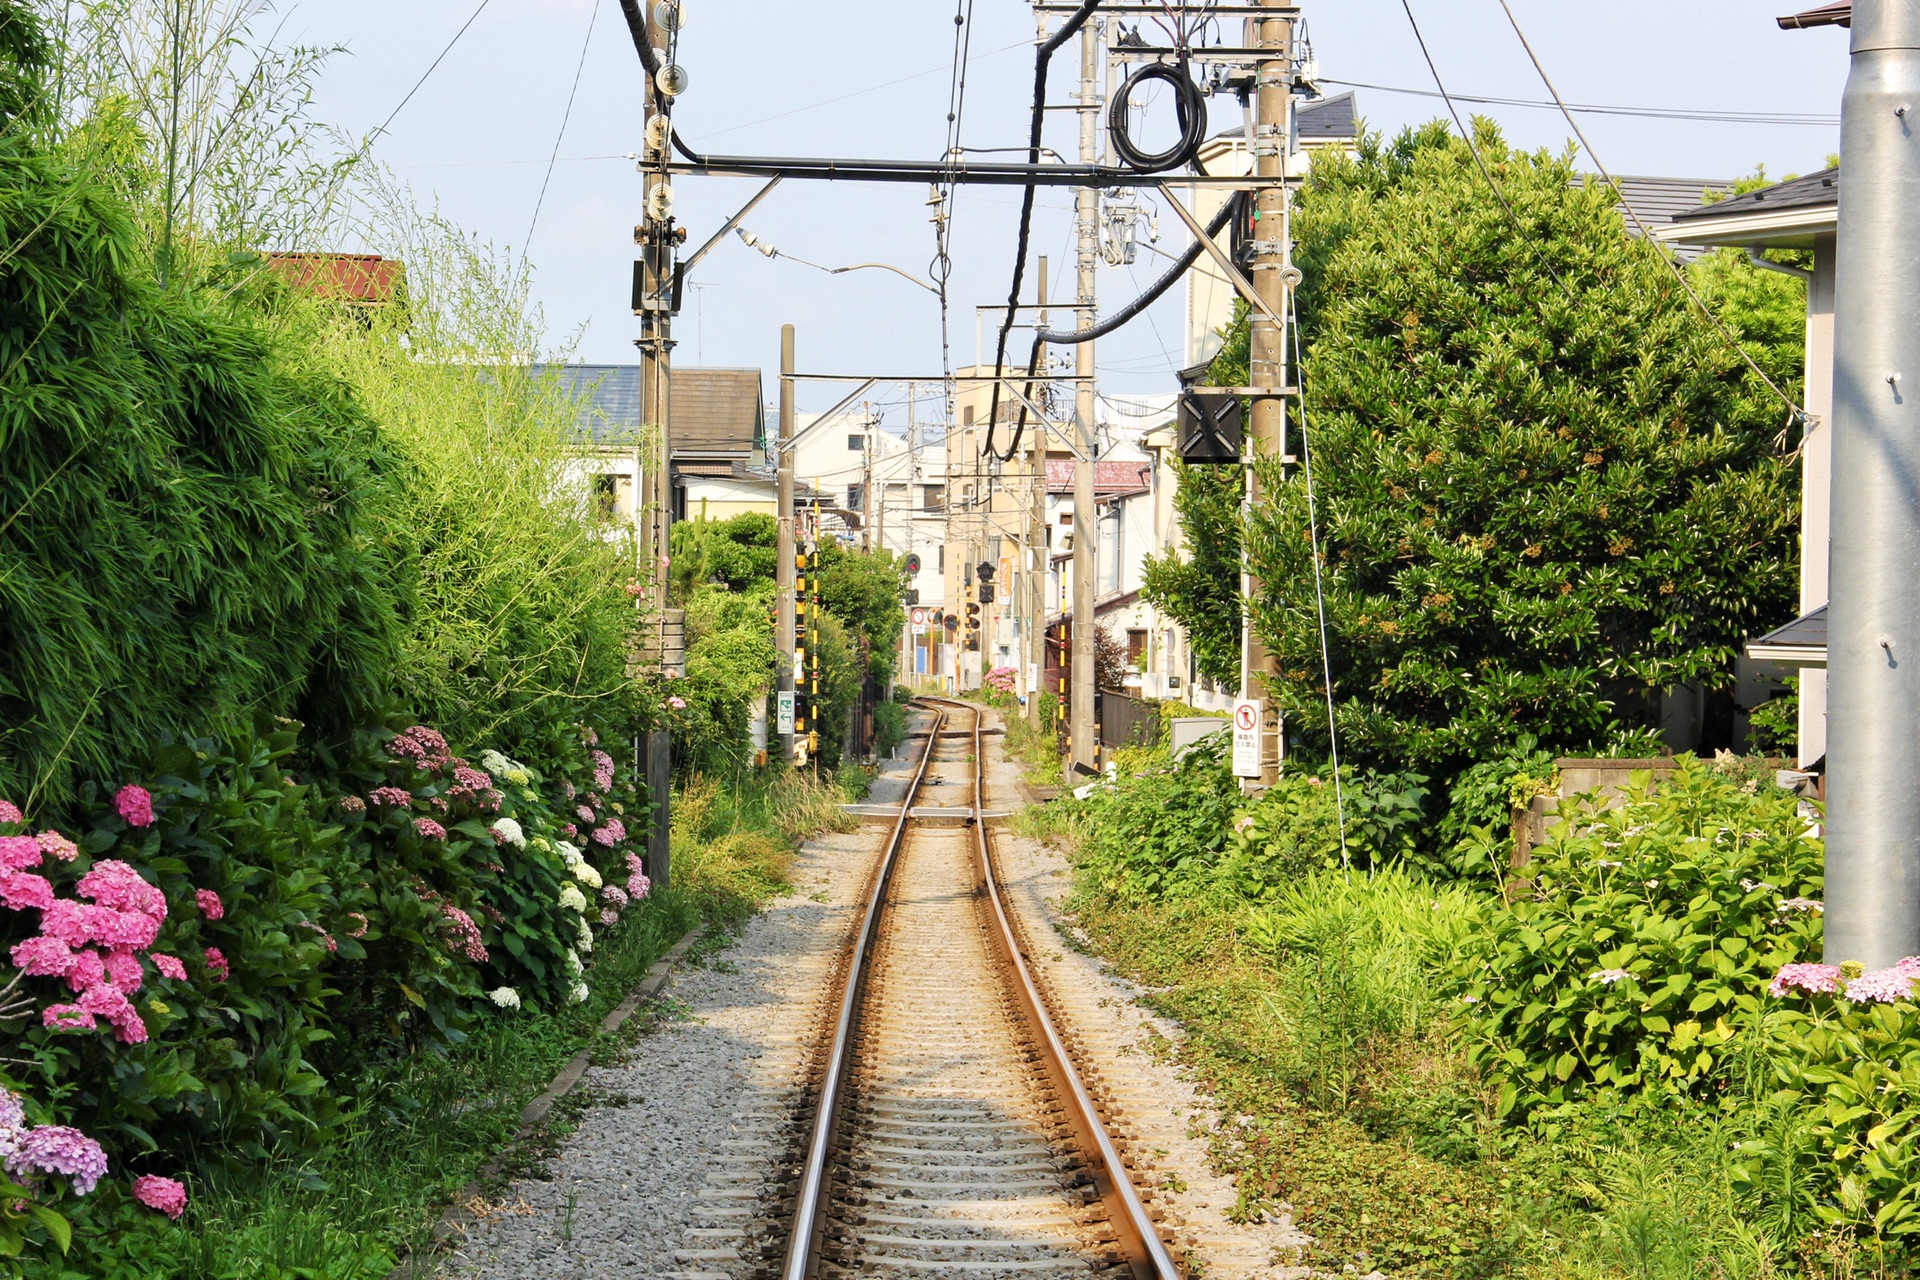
[414,818,448,842]
[600,908,618,925]
[77,981,146,1044]
[591,750,616,792]
[203,947,228,982]
[576,805,596,826]
[561,823,577,838]
[133,1174,188,1219]
[346,912,370,939]
[0,800,20,825]
[113,785,155,828]
[453,766,492,793]
[436,903,487,962]
[667,696,686,710]
[151,953,187,981]
[602,885,629,909]
[101,949,143,993]
[625,854,651,902]
[8,1125,108,1195]
[1769,962,1844,997]
[0,870,54,911]
[10,935,74,977]
[370,786,412,808]
[337,795,367,816]
[76,861,165,920]
[296,921,338,954]
[388,726,453,772]
[65,948,105,992]
[195,889,224,921]
[593,819,627,848]
[0,835,41,871]
[1846,961,1920,1004]
[35,830,77,862]
[42,1004,94,1032]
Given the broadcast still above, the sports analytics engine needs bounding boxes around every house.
[536,364,778,524]
[265,253,405,308]
[1656,168,1838,766]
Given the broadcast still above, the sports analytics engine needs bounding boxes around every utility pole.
[1030,256,1051,726]
[1824,0,1920,967]
[777,325,797,766]
[637,1,677,886]
[1241,0,1295,788]
[861,405,874,552]
[1069,19,1101,775]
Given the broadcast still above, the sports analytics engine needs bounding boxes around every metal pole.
[638,4,674,888]
[778,325,798,767]
[1242,0,1294,788]
[1031,256,1051,726]
[1070,20,1101,775]
[1824,0,1920,967]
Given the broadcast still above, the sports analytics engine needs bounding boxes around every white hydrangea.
[487,987,522,1010]
[557,883,588,913]
[565,950,583,977]
[576,916,593,952]
[573,861,603,890]
[478,749,513,777]
[556,840,585,868]
[568,980,589,1004]
[490,817,526,848]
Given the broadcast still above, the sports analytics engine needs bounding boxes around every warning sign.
[1231,699,1262,778]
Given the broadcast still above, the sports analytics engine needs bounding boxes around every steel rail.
[779,701,946,1280]
[933,697,1182,1280]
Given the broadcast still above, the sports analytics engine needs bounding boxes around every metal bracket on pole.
[1153,181,1288,333]
[681,176,783,277]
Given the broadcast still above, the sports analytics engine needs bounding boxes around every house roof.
[1046,459,1152,494]
[1572,175,1736,261]
[1778,2,1849,28]
[1746,605,1828,666]
[1207,92,1359,146]
[1658,167,1838,249]
[534,364,766,458]
[266,253,403,306]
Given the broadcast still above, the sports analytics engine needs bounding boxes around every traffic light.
[904,552,922,575]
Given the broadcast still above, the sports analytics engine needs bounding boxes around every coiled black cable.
[1108,60,1208,172]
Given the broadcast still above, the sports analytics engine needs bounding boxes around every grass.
[1039,838,1798,1278]
[39,765,863,1280]
[999,704,1064,788]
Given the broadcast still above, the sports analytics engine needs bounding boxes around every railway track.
[777,697,1182,1280]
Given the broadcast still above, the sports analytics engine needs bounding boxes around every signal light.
[904,552,922,575]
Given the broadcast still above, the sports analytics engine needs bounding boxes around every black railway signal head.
[904,552,922,575]
[976,560,995,583]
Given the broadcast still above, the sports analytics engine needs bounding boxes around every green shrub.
[1456,757,1822,1117]
[872,699,906,758]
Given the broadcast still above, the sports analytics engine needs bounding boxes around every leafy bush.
[871,699,906,758]
[1456,757,1822,1117]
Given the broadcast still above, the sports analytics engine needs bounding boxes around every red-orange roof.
[265,253,404,305]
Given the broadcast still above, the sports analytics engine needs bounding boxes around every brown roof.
[533,364,765,459]
[266,253,403,305]
[1045,459,1152,494]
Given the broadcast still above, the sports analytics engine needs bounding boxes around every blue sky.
[291,1,1848,419]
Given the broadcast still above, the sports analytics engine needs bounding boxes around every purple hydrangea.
[8,1124,109,1195]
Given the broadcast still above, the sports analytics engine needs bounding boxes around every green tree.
[1148,122,1800,775]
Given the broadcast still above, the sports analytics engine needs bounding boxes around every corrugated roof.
[266,253,403,305]
[534,363,765,458]
[1046,459,1152,494]
[1671,167,1838,222]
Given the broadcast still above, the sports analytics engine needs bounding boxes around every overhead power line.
[524,0,602,260]
[1323,77,1840,129]
[368,0,495,146]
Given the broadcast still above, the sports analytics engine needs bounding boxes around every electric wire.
[1108,60,1207,171]
[1490,0,1807,426]
[1322,77,1840,128]
[981,0,1104,460]
[524,0,602,262]
[1288,290,1349,875]
[1396,0,1567,297]
[368,0,495,146]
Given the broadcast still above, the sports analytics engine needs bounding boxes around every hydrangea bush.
[1455,758,1823,1116]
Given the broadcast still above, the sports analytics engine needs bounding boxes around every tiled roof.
[1045,459,1152,494]
[1671,167,1838,222]
[1573,175,1735,261]
[1210,91,1358,145]
[535,363,765,458]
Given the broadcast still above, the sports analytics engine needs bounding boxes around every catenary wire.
[368,0,495,145]
[1490,0,1806,426]
[524,0,602,261]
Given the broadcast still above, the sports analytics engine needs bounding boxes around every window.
[847,483,865,511]
[1058,512,1073,526]
[847,433,864,451]
[922,484,945,511]
[590,474,631,521]
[963,405,976,426]
[1127,628,1147,671]
[937,545,945,571]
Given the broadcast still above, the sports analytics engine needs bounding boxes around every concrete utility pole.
[1824,0,1920,967]
[1070,20,1101,775]
[1030,256,1051,726]
[1241,0,1295,788]
[637,2,676,887]
[777,325,798,766]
